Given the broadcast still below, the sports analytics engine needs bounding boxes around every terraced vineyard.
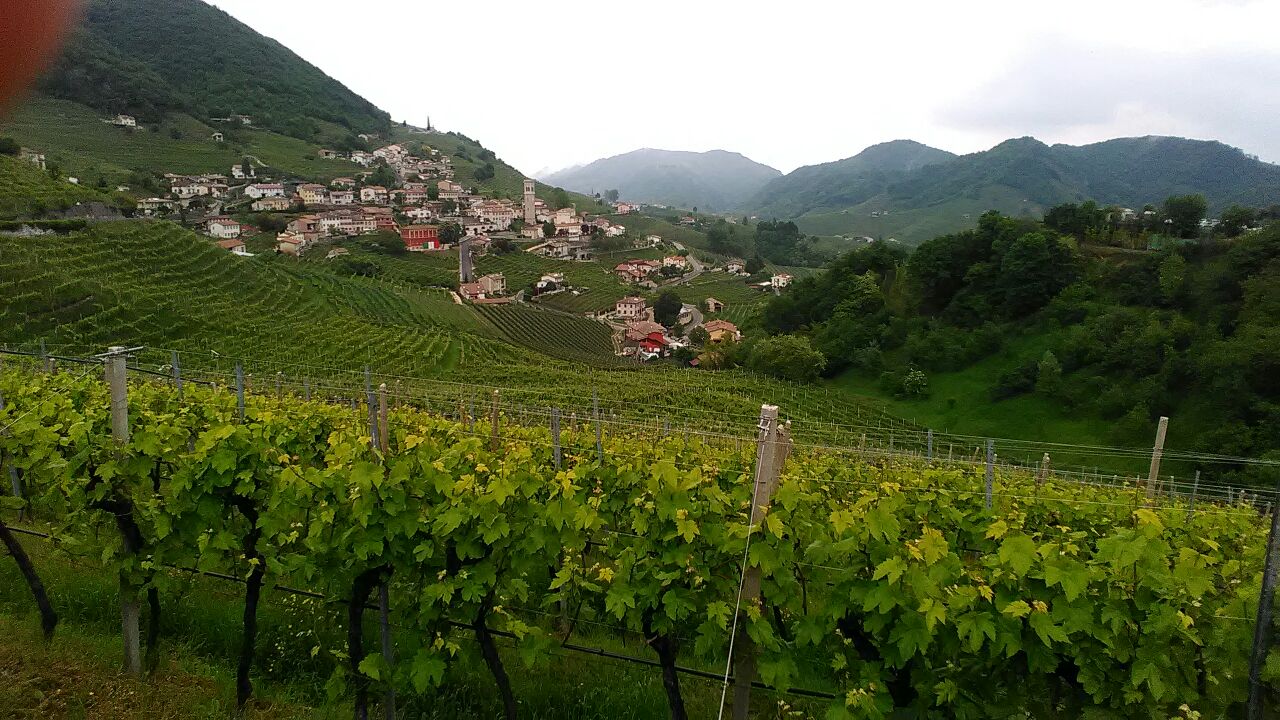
[0,220,521,373]
[0,219,912,437]
[306,241,639,315]
[0,156,111,219]
[473,304,618,365]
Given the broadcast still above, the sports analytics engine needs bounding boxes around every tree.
[654,291,683,327]
[439,223,463,245]
[604,189,620,203]
[745,255,765,275]
[688,326,710,347]
[900,368,929,397]
[746,335,827,383]
[427,186,440,201]
[1162,194,1208,239]
[1157,252,1187,304]
[1035,351,1063,396]
[0,137,20,155]
[241,157,254,178]
[1219,205,1256,238]
[473,163,495,181]
[368,162,397,189]
[542,221,556,239]
[550,188,572,210]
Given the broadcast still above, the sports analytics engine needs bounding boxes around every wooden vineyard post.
[490,391,500,451]
[1145,416,1169,500]
[234,363,245,424]
[729,405,792,720]
[378,384,389,454]
[105,347,141,676]
[1249,482,1280,720]
[0,393,24,516]
[984,440,994,510]
[361,382,396,720]
[551,408,562,470]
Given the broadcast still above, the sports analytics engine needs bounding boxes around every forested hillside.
[39,0,390,142]
[754,205,1280,482]
[751,136,1280,244]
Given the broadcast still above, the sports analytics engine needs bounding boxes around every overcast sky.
[206,0,1280,175]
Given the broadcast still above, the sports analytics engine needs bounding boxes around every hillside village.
[9,130,792,366]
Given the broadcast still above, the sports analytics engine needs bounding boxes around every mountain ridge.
[542,148,781,211]
[750,135,1280,243]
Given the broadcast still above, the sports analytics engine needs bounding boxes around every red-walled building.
[400,224,441,251]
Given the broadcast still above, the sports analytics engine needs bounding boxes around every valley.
[0,0,1278,718]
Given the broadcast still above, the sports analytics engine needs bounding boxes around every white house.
[771,273,793,289]
[616,296,647,319]
[663,255,690,270]
[107,114,137,128]
[207,217,241,239]
[360,186,389,204]
[245,183,285,200]
[330,190,356,206]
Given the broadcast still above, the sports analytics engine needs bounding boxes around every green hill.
[751,136,1280,244]
[758,211,1280,483]
[39,0,390,142]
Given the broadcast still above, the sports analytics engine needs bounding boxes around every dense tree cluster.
[756,205,1280,475]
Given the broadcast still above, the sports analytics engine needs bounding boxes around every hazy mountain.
[751,136,1280,244]
[748,140,956,219]
[542,149,781,212]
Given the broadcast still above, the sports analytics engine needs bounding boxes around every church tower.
[523,178,536,226]
[459,236,474,283]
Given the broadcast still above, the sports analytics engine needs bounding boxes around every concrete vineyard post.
[378,384,389,454]
[171,350,182,396]
[275,372,282,400]
[593,391,602,459]
[1037,453,1051,485]
[304,377,310,401]
[1248,478,1280,720]
[1187,471,1199,521]
[234,363,245,423]
[490,391,500,451]
[985,440,994,510]
[1145,416,1169,500]
[926,429,933,461]
[40,339,49,373]
[105,347,141,676]
[730,405,791,720]
[364,368,378,451]
[552,408,562,470]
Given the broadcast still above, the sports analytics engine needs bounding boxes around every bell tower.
[459,236,474,283]
[523,178,536,226]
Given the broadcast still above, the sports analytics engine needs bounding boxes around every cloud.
[936,35,1280,161]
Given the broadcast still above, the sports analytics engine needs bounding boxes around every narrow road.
[681,303,703,336]
[668,241,705,286]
